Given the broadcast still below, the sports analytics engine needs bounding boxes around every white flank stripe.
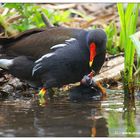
[50,44,66,50]
[32,66,42,76]
[66,38,76,42]
[35,52,55,63]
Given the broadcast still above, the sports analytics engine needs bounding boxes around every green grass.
[105,22,120,55]
[1,3,71,33]
[117,3,139,94]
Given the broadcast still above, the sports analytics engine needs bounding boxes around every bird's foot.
[94,81,107,97]
[88,71,107,97]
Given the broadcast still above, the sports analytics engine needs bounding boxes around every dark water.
[0,91,140,137]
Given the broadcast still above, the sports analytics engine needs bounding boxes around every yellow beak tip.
[89,61,93,67]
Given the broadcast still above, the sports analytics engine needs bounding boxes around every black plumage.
[0,27,107,89]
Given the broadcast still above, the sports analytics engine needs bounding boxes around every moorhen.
[0,27,107,103]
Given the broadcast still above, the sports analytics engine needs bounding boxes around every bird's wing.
[0,28,45,45]
[50,38,77,51]
[32,38,79,77]
[0,27,77,58]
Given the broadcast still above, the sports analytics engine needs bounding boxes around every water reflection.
[0,99,105,137]
[123,94,136,137]
[91,108,109,137]
[0,91,140,137]
[102,93,140,137]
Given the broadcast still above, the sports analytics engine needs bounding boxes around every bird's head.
[87,29,107,73]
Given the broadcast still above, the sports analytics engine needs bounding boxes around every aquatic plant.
[123,95,136,137]
[117,3,139,94]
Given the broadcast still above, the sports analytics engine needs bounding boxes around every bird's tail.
[0,36,14,55]
[0,28,45,52]
[0,58,13,70]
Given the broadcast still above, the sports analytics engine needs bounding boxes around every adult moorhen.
[0,27,107,102]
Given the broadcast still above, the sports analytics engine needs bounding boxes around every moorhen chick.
[0,27,107,104]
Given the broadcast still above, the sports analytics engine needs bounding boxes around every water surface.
[0,92,140,137]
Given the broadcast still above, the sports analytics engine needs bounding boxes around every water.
[0,92,140,137]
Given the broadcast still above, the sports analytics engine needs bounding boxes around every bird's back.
[0,27,86,59]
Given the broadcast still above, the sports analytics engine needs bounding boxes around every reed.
[117,3,139,94]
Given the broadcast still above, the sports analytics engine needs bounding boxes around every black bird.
[0,27,107,101]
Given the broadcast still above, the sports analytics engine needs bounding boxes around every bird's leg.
[92,81,106,97]
[38,87,55,106]
[38,87,48,106]
[89,71,106,96]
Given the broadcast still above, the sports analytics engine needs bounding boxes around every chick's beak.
[89,43,96,67]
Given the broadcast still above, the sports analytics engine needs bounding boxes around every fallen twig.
[7,15,23,23]
[40,12,54,27]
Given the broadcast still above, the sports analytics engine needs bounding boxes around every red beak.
[89,43,96,67]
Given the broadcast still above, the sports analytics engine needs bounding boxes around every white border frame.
[0,0,139,3]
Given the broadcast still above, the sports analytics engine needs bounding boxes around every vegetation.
[0,3,71,34]
[104,22,120,55]
[117,3,139,95]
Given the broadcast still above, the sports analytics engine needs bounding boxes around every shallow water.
[0,92,140,137]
